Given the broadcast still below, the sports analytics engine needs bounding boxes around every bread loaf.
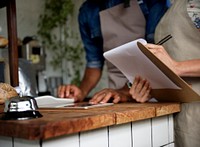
[0,83,18,104]
[0,36,8,48]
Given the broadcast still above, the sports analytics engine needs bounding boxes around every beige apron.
[155,0,200,95]
[155,0,200,146]
[100,0,146,89]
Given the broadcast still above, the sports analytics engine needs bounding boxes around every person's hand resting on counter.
[58,76,152,104]
[89,76,152,104]
[57,84,85,102]
[57,68,102,102]
[89,85,131,104]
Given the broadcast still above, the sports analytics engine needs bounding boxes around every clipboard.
[103,39,200,102]
[137,42,200,102]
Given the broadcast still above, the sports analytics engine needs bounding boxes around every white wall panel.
[80,127,108,147]
[43,133,79,147]
[152,116,169,147]
[109,123,132,147]
[168,114,174,143]
[0,136,12,147]
[14,138,39,147]
[132,119,152,147]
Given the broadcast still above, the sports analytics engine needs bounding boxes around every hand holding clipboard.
[104,38,200,102]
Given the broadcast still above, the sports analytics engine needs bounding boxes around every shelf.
[1,0,19,86]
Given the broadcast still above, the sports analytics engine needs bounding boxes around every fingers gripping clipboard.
[138,42,200,102]
[104,39,200,102]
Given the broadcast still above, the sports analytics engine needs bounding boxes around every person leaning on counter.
[91,0,200,146]
[90,44,200,104]
[57,0,170,102]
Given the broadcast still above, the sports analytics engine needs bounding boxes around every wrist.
[116,88,132,102]
[78,88,88,101]
[174,61,183,76]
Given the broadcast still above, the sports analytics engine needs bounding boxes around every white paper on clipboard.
[103,38,180,89]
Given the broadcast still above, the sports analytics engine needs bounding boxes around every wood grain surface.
[0,102,180,140]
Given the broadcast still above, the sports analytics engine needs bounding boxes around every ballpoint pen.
[156,34,172,45]
[127,82,132,88]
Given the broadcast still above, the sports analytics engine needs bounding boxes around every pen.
[127,82,132,89]
[156,34,172,45]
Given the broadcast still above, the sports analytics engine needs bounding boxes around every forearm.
[79,67,102,98]
[175,59,200,77]
[145,44,200,77]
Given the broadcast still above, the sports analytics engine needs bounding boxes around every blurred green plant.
[37,0,84,86]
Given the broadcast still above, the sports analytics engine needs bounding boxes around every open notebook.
[104,39,200,102]
[35,96,113,109]
[35,95,74,108]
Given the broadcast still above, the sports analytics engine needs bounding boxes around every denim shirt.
[78,0,170,69]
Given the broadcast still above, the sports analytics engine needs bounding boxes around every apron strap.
[124,0,130,8]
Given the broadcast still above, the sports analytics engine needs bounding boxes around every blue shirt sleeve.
[78,3,104,69]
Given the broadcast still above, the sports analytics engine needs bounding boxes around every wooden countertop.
[0,102,180,140]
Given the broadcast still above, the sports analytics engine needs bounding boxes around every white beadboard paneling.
[168,143,175,147]
[80,127,108,147]
[14,138,40,147]
[109,123,132,147]
[43,133,79,147]
[132,119,152,147]
[0,136,12,147]
[162,143,175,147]
[152,115,169,147]
[168,114,174,143]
